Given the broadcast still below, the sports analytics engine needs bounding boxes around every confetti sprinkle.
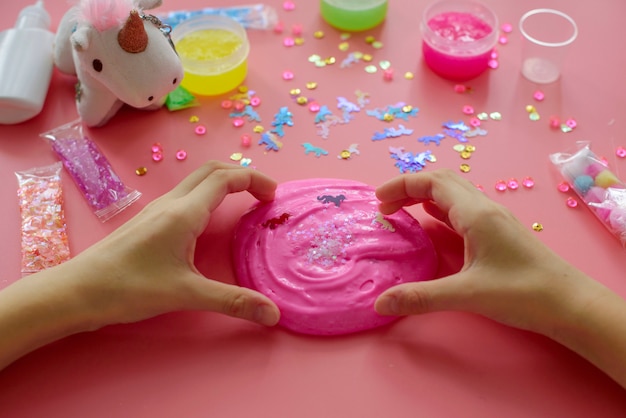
[616,147,626,158]
[241,134,252,147]
[152,151,163,162]
[135,167,147,176]
[498,35,508,44]
[339,150,352,159]
[306,82,318,89]
[383,69,394,81]
[283,1,295,11]
[151,143,162,153]
[532,223,544,232]
[232,118,245,128]
[507,178,520,190]
[501,23,513,33]
[522,177,535,188]
[565,118,577,129]
[250,96,261,107]
[283,37,295,47]
[176,150,187,161]
[549,116,561,129]
[477,112,489,121]
[533,90,545,101]
[489,112,502,121]
[459,163,471,173]
[365,65,377,74]
[494,180,507,192]
[282,71,295,80]
[253,125,264,133]
[230,152,243,161]
[379,60,391,70]
[566,197,578,208]
[302,142,328,157]
[463,105,474,115]
[189,115,200,122]
[313,31,324,39]
[195,125,207,135]
[557,182,570,192]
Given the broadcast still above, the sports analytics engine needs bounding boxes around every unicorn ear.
[70,25,92,52]
[134,0,162,10]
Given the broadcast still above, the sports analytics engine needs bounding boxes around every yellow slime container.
[171,15,250,96]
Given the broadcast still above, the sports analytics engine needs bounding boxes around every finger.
[374,273,472,316]
[168,161,273,200]
[378,198,423,215]
[184,166,277,215]
[376,169,482,214]
[185,275,281,326]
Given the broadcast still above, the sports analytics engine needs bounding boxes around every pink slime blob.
[232,179,438,336]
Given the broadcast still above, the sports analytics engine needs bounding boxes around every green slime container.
[320,0,388,32]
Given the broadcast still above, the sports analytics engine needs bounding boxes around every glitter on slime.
[41,120,141,222]
[15,162,70,275]
[320,0,388,32]
[421,0,498,81]
[232,179,439,335]
[172,15,249,96]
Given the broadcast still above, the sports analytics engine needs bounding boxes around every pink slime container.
[421,0,498,81]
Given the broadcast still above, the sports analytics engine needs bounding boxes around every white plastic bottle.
[0,1,54,124]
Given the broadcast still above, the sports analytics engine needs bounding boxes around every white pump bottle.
[0,0,55,124]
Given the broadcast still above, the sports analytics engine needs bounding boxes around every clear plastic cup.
[519,9,577,84]
[171,15,250,96]
[421,0,498,81]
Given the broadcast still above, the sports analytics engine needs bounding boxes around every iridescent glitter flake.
[287,214,357,268]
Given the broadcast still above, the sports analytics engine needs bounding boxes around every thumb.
[187,276,281,326]
[375,273,471,316]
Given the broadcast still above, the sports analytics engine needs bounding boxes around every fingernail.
[379,295,399,315]
[254,304,279,326]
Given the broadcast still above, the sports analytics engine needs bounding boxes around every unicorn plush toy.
[54,0,183,127]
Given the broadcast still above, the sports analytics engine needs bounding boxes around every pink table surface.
[2,0,626,416]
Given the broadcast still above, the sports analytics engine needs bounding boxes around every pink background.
[2,0,626,416]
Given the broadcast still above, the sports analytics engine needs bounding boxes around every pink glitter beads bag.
[15,162,71,275]
[550,142,626,247]
[40,119,141,222]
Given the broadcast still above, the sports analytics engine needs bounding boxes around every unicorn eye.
[92,59,103,72]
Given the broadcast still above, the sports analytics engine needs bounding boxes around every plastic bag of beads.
[40,119,141,222]
[15,162,71,276]
[550,142,626,247]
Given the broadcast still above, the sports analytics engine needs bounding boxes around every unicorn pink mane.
[77,0,139,31]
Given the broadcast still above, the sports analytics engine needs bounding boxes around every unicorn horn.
[118,10,148,53]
